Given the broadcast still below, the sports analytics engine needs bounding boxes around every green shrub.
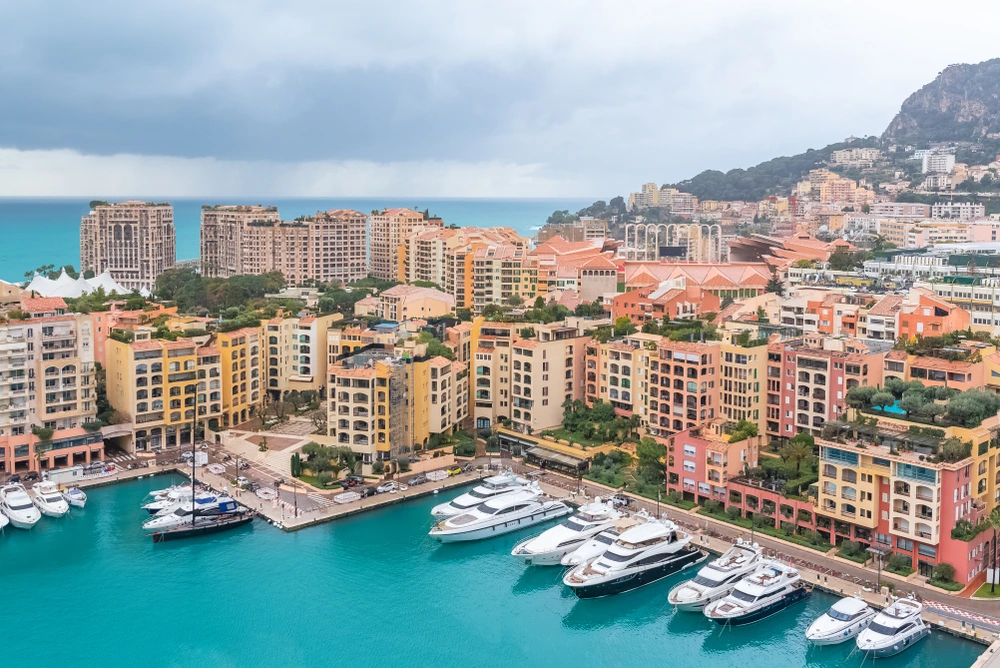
[726,506,742,520]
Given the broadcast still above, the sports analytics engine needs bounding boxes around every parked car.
[23,471,40,482]
[7,474,21,483]
[180,451,194,460]
[247,481,261,492]
[376,481,398,493]
[340,478,362,489]
[238,461,250,471]
[236,476,249,487]
[359,486,377,498]
[445,466,462,476]
[345,475,364,485]
[407,474,427,486]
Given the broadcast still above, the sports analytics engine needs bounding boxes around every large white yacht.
[142,496,240,531]
[0,483,42,529]
[855,597,930,658]
[429,486,570,543]
[511,497,622,565]
[805,596,876,645]
[560,511,649,567]
[667,539,763,611]
[32,481,70,517]
[562,519,704,598]
[703,560,810,625]
[143,488,214,515]
[430,470,531,518]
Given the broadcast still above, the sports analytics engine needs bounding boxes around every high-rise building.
[240,210,368,285]
[263,313,341,400]
[80,201,176,292]
[370,208,441,281]
[200,205,281,278]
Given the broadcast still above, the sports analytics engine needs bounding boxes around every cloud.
[2,1,1000,197]
[0,147,593,198]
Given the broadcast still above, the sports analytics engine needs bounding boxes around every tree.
[613,316,636,337]
[258,436,269,452]
[32,426,53,469]
[765,270,784,296]
[728,419,758,443]
[899,390,926,417]
[989,506,1000,593]
[870,391,896,412]
[932,562,956,584]
[309,409,327,434]
[781,436,812,474]
[456,307,473,322]
[505,294,524,308]
[285,390,303,411]
[533,296,545,309]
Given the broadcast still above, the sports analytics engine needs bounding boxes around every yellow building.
[216,327,263,428]
[264,313,341,400]
[719,338,767,432]
[105,329,223,452]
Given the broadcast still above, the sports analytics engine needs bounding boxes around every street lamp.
[867,544,892,593]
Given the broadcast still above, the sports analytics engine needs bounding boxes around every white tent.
[23,269,130,299]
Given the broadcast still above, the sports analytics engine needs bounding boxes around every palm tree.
[780,440,812,474]
[989,506,1000,593]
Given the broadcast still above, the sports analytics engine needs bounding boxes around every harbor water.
[0,476,984,668]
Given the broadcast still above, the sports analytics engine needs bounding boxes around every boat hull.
[151,514,254,543]
[432,505,571,543]
[37,505,68,518]
[807,616,874,645]
[709,585,811,626]
[858,627,930,658]
[669,586,733,612]
[568,549,706,599]
[6,514,40,530]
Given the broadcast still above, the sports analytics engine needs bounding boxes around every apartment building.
[327,325,399,360]
[471,244,533,314]
[869,202,931,219]
[584,334,659,422]
[864,290,970,341]
[922,153,956,174]
[507,324,589,435]
[719,339,768,432]
[535,216,608,243]
[105,333,224,452]
[0,428,104,479]
[611,283,719,325]
[200,205,281,278]
[929,277,1000,327]
[240,210,368,285]
[354,284,455,322]
[370,208,440,281]
[217,328,263,428]
[830,147,881,168]
[931,202,985,220]
[80,201,176,292]
[665,421,762,504]
[646,339,721,435]
[327,347,463,465]
[765,339,883,440]
[264,314,340,400]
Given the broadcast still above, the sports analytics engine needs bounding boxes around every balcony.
[894,482,910,496]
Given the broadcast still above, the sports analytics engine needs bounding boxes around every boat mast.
[190,377,198,528]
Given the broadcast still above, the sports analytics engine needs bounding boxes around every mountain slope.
[884,58,1000,143]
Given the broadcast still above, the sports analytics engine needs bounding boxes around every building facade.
[80,201,176,292]
[200,205,281,278]
[370,208,440,281]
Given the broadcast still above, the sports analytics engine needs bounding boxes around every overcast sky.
[1,1,999,198]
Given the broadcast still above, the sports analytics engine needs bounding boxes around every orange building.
[611,283,720,325]
[664,421,762,504]
[897,291,970,340]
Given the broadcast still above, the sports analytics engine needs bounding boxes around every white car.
[236,476,249,487]
[376,481,398,493]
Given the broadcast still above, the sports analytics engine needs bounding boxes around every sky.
[1,1,999,199]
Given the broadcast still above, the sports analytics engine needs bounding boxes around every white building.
[931,202,986,220]
[922,153,956,174]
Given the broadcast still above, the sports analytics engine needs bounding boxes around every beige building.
[370,208,441,281]
[355,284,455,322]
[80,201,176,292]
[240,210,368,285]
[264,313,341,400]
[0,313,97,438]
[200,205,281,278]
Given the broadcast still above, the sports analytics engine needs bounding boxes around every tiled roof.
[868,295,903,317]
[21,296,67,312]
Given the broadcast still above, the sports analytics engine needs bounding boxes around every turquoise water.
[0,476,983,668]
[0,197,591,282]
[878,401,907,416]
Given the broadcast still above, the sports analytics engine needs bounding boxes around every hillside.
[663,138,878,202]
[883,58,1000,143]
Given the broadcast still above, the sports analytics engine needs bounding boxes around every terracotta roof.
[21,296,67,313]
[885,350,908,360]
[868,295,903,317]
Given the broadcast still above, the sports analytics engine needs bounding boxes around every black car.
[359,486,377,498]
[23,471,40,482]
[7,474,20,483]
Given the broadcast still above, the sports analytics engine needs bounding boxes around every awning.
[525,446,587,469]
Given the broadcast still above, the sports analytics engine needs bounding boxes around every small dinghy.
[62,487,88,509]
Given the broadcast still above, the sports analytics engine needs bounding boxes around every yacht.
[703,560,810,625]
[511,497,622,565]
[152,492,223,517]
[855,597,930,658]
[562,519,704,598]
[0,510,8,532]
[430,470,531,518]
[429,486,571,543]
[32,481,70,517]
[62,487,88,508]
[806,596,876,645]
[667,539,763,611]
[142,487,212,515]
[0,483,42,529]
[142,496,240,531]
[560,511,649,567]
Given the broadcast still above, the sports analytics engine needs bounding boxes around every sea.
[0,197,593,283]
[0,475,983,668]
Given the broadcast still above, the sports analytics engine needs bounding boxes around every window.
[896,538,913,551]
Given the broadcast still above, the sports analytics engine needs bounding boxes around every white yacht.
[32,481,70,517]
[562,519,704,598]
[511,497,622,565]
[142,496,240,531]
[0,483,42,529]
[805,596,876,645]
[143,488,212,515]
[429,486,570,543]
[560,511,649,567]
[430,470,531,518]
[62,487,88,508]
[703,560,810,625]
[0,510,8,532]
[667,539,763,611]
[855,597,930,658]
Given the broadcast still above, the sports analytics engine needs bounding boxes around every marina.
[0,473,987,668]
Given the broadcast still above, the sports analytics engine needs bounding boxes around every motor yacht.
[429,486,570,543]
[142,496,240,531]
[805,596,876,645]
[855,597,930,658]
[142,487,212,515]
[32,481,70,517]
[562,519,704,598]
[62,487,88,508]
[703,560,810,625]
[560,511,649,567]
[667,539,763,611]
[511,497,622,565]
[152,491,223,517]
[0,483,42,529]
[430,469,531,518]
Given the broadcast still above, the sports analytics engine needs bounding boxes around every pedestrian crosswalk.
[109,452,137,463]
[308,493,336,508]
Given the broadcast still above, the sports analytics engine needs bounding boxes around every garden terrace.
[822,415,993,466]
